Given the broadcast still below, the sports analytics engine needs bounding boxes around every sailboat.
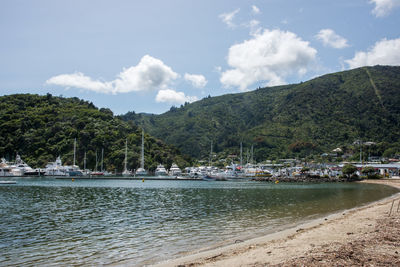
[91,148,104,176]
[45,139,83,176]
[122,139,131,176]
[136,130,148,176]
[67,138,83,176]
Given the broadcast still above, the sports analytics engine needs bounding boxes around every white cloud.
[345,38,400,68]
[46,72,113,93]
[316,29,349,49]
[155,89,198,104]
[370,0,400,17]
[219,8,240,28]
[220,29,317,90]
[251,5,260,14]
[184,73,208,88]
[46,55,178,94]
[114,55,178,93]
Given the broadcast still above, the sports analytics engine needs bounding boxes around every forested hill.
[121,65,400,160]
[0,94,191,170]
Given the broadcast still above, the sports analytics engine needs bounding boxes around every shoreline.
[154,179,400,266]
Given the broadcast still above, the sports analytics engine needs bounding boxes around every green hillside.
[0,94,191,170]
[121,66,400,161]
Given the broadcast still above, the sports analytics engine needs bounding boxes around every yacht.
[10,154,44,176]
[0,158,13,177]
[135,130,148,176]
[155,164,168,176]
[44,156,83,176]
[135,167,148,176]
[45,156,67,176]
[122,139,132,176]
[168,163,182,176]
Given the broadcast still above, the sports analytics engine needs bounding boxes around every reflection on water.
[0,178,398,266]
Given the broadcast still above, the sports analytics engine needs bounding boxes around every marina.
[1,1,400,266]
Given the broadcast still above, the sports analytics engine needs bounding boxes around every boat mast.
[124,139,128,172]
[95,149,98,172]
[251,144,254,164]
[141,131,145,169]
[101,148,104,172]
[84,151,86,170]
[73,138,76,166]
[240,142,243,167]
[209,140,212,167]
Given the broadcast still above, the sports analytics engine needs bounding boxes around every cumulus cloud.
[345,37,400,68]
[316,29,349,49]
[220,29,317,90]
[251,5,260,14]
[370,0,400,17]
[155,89,198,104]
[46,72,113,93]
[219,8,240,28]
[184,73,207,88]
[113,55,178,93]
[46,55,178,94]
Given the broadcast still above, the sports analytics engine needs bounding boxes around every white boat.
[44,156,83,176]
[188,167,204,179]
[155,164,168,176]
[0,167,13,177]
[44,156,67,176]
[10,154,43,176]
[135,130,148,176]
[122,139,132,176]
[135,168,147,176]
[168,163,182,176]
[0,158,13,177]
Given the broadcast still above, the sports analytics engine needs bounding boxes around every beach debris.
[389,199,395,216]
[278,216,400,266]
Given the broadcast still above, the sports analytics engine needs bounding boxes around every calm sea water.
[0,178,398,266]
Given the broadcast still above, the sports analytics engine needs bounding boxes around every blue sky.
[1,0,400,114]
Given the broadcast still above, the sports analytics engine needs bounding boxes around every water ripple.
[0,179,398,266]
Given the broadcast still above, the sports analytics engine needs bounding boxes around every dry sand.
[155,179,400,267]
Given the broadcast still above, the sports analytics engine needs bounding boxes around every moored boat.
[44,156,83,176]
[0,158,13,177]
[9,154,45,176]
[135,130,148,176]
[168,163,182,176]
[155,164,168,176]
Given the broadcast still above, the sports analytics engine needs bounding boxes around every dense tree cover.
[121,66,400,161]
[0,94,192,171]
[342,164,358,179]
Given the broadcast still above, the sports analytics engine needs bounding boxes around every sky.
[1,0,400,115]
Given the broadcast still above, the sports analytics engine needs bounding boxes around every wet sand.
[155,179,400,266]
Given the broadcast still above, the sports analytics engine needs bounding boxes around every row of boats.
[0,151,186,177]
[0,133,272,179]
[0,153,273,180]
[0,155,83,177]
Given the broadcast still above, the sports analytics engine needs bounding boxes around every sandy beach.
[155,179,400,266]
